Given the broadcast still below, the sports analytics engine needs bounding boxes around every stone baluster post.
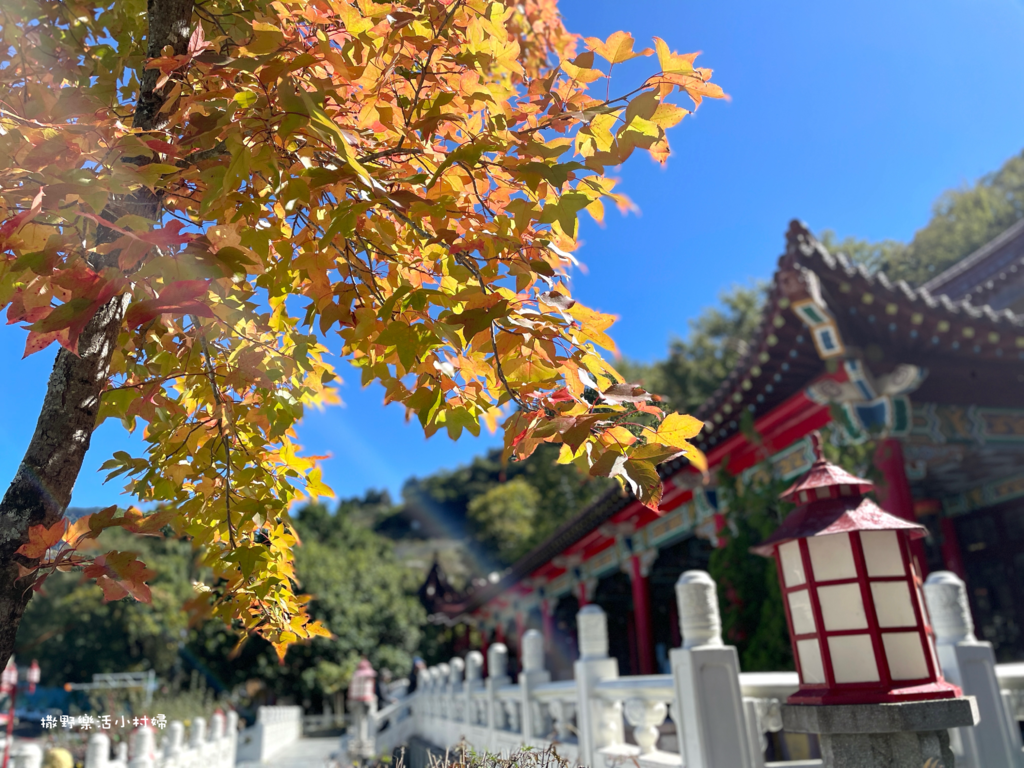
[449,657,466,722]
[520,629,551,740]
[164,721,185,764]
[624,699,668,755]
[8,743,42,768]
[486,643,510,742]
[189,717,206,767]
[574,604,623,768]
[115,740,128,767]
[129,725,157,768]
[437,663,451,721]
[225,711,238,768]
[465,650,484,727]
[671,570,756,768]
[86,732,111,768]
[414,667,429,727]
[924,571,1024,768]
[425,666,439,718]
[209,712,226,768]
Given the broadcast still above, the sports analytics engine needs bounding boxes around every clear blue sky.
[2,0,1022,509]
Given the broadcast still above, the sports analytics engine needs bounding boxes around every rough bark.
[0,0,196,668]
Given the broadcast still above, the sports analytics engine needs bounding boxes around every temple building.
[420,219,1024,679]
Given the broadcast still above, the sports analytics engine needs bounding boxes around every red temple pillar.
[874,438,928,576]
[515,610,525,652]
[577,580,588,607]
[628,554,655,675]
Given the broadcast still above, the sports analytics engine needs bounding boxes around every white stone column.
[924,571,1024,768]
[225,711,239,768]
[465,650,484,727]
[129,725,157,768]
[437,662,451,722]
[670,570,756,768]
[574,604,623,768]
[210,712,226,768]
[9,743,42,768]
[520,629,551,740]
[486,643,510,744]
[164,721,185,763]
[449,656,466,723]
[86,732,111,768]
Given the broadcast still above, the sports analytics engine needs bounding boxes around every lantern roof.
[778,433,874,503]
[751,433,926,557]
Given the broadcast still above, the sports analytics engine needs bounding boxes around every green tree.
[822,148,1024,285]
[466,478,541,565]
[397,444,612,572]
[620,285,765,414]
[187,500,425,708]
[15,526,193,687]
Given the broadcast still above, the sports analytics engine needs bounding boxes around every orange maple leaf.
[16,521,65,559]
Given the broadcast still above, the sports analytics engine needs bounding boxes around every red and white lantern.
[752,434,959,705]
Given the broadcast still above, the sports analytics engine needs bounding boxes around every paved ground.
[241,737,344,768]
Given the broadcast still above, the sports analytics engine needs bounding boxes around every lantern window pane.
[808,533,857,582]
[828,634,880,683]
[861,531,905,577]
[883,632,929,681]
[871,581,917,628]
[818,583,868,631]
[797,638,825,684]
[779,540,806,587]
[788,588,816,635]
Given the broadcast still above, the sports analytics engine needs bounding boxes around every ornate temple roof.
[921,218,1024,310]
[694,220,1024,455]
[425,220,1024,622]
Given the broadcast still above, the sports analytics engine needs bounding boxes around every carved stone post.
[128,725,156,768]
[624,699,668,754]
[427,666,442,718]
[449,657,466,722]
[549,699,576,742]
[225,710,239,768]
[520,629,551,740]
[466,650,484,726]
[574,604,623,767]
[85,733,110,768]
[436,663,451,720]
[924,571,1024,768]
[189,717,207,754]
[486,643,510,741]
[671,570,756,768]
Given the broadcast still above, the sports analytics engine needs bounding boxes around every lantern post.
[752,433,978,768]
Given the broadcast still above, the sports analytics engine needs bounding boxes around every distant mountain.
[65,507,106,521]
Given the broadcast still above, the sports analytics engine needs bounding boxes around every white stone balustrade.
[924,571,1024,768]
[357,568,1024,768]
[84,711,237,768]
[235,705,300,764]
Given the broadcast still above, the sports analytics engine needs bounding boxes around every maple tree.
[0,0,724,666]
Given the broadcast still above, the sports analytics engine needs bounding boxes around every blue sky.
[2,0,1023,509]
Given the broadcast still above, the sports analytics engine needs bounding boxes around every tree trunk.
[0,0,196,668]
